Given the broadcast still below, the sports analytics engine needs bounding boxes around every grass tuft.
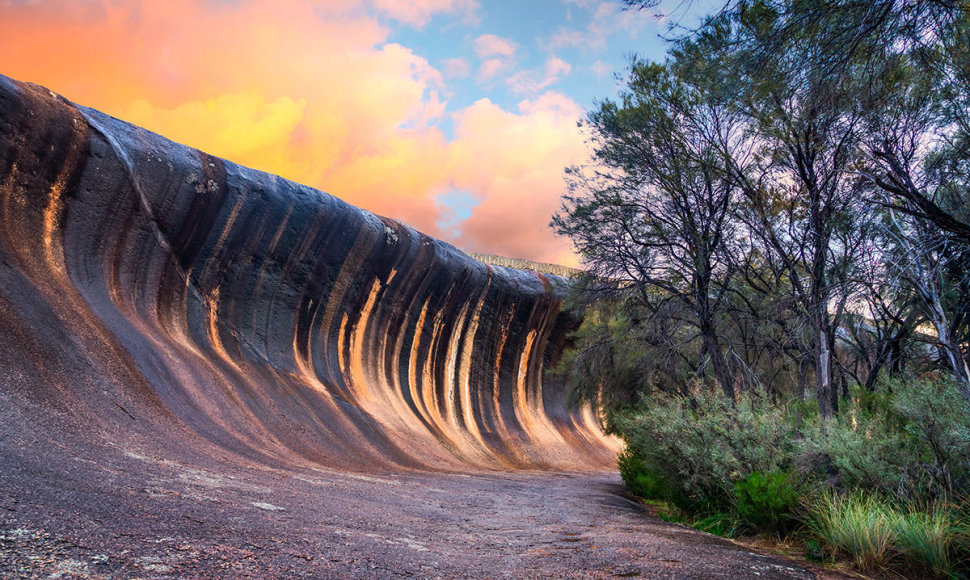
[893,502,956,578]
[806,492,897,571]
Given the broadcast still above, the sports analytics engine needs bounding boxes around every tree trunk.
[700,322,736,400]
[816,327,835,421]
[796,355,809,435]
[931,314,970,397]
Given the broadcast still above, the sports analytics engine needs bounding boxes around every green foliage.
[616,447,671,500]
[560,2,970,576]
[609,374,970,577]
[655,509,686,525]
[806,493,898,571]
[797,389,909,496]
[798,377,970,501]
[612,386,797,514]
[806,493,962,577]
[553,297,703,413]
[692,512,742,538]
[733,471,800,536]
[894,503,957,578]
[890,376,970,497]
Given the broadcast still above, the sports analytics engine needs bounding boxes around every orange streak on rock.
[408,298,433,426]
[348,277,382,403]
[42,173,69,277]
[457,282,489,449]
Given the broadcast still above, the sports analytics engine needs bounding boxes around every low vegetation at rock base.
[609,377,970,578]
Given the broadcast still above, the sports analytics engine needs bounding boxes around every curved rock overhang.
[0,74,618,472]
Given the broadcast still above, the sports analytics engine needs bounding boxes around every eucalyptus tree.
[714,0,970,402]
[839,224,920,392]
[883,208,970,392]
[665,4,871,420]
[553,59,748,399]
[849,13,970,392]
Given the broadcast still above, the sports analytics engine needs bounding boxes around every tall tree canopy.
[555,0,970,418]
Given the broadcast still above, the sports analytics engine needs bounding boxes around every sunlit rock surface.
[0,75,617,472]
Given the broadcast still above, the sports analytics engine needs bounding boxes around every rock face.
[0,75,616,472]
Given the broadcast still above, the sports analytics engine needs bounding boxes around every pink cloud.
[445,93,587,263]
[443,57,472,79]
[477,58,510,83]
[591,59,613,79]
[473,34,518,84]
[369,0,479,27]
[506,56,573,95]
[473,33,517,58]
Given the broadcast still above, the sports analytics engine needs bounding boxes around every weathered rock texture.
[0,74,617,473]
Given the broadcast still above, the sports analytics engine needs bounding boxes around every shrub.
[797,388,907,496]
[611,386,798,514]
[806,492,898,571]
[890,376,970,499]
[617,447,671,500]
[733,471,800,536]
[798,377,970,502]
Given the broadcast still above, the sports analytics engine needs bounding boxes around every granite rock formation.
[0,74,617,473]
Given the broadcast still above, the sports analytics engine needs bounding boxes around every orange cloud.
[0,0,586,266]
[447,92,586,265]
[123,92,308,165]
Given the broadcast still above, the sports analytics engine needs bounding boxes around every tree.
[557,0,970,414]
[667,4,870,420]
[553,59,745,399]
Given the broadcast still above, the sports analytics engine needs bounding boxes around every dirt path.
[0,444,847,579]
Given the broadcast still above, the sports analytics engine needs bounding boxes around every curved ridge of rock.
[0,74,618,472]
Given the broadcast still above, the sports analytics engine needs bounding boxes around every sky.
[0,0,719,267]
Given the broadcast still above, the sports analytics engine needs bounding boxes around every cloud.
[446,93,586,264]
[472,34,518,84]
[591,59,613,79]
[473,33,517,58]
[369,0,478,28]
[506,56,572,95]
[546,0,654,52]
[435,188,481,236]
[477,58,511,83]
[0,0,587,265]
[123,92,308,168]
[442,57,472,79]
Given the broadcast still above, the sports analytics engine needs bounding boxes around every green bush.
[797,400,906,496]
[608,374,970,576]
[617,447,671,500]
[611,386,798,514]
[733,471,800,536]
[890,377,970,499]
[798,377,970,502]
